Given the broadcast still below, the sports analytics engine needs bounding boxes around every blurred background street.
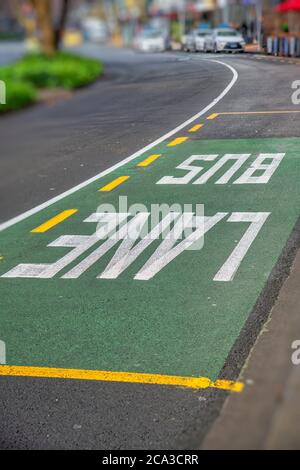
[1,0,300,56]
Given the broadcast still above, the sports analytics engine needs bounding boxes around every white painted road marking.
[214,212,271,282]
[233,153,285,184]
[2,211,269,282]
[157,153,285,186]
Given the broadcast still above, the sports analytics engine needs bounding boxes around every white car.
[182,29,212,52]
[134,30,166,53]
[182,30,197,52]
[204,29,245,53]
[194,29,213,52]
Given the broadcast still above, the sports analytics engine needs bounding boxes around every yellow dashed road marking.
[167,137,188,147]
[188,124,203,132]
[31,209,78,233]
[99,176,130,192]
[206,113,219,120]
[137,154,162,167]
[0,365,244,392]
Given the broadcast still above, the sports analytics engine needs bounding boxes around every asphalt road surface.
[0,45,300,449]
[0,41,25,65]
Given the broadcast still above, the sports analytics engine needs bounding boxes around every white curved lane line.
[0,59,238,233]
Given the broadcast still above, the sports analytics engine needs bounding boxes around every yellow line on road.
[188,124,203,132]
[167,137,188,147]
[0,365,244,392]
[207,113,219,120]
[219,110,300,116]
[99,176,130,192]
[31,209,78,233]
[137,154,162,167]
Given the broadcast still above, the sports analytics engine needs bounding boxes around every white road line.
[0,60,238,233]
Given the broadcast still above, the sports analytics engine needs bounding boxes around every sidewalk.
[247,53,300,66]
[244,43,300,65]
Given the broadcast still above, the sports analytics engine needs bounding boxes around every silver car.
[182,29,212,52]
[134,30,167,53]
[182,30,197,52]
[194,29,213,52]
[204,28,245,53]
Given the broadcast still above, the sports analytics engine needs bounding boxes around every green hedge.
[0,52,103,113]
[0,52,103,89]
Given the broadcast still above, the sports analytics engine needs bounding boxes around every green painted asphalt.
[0,137,299,380]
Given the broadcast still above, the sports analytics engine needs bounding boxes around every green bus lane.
[0,137,299,383]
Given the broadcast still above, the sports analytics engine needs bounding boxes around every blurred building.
[0,1,23,38]
[0,0,296,47]
[213,0,298,38]
[150,0,216,27]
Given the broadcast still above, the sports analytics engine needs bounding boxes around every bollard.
[279,37,284,55]
[284,37,289,56]
[290,37,296,57]
[273,36,279,56]
[297,37,300,57]
[267,36,273,54]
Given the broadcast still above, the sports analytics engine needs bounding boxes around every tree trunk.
[111,0,123,47]
[31,0,56,56]
[54,0,70,50]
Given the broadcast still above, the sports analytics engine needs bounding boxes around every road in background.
[0,41,24,65]
[0,46,300,449]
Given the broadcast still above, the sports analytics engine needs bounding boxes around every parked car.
[181,30,197,52]
[194,29,213,52]
[204,28,245,53]
[182,29,213,53]
[134,30,167,53]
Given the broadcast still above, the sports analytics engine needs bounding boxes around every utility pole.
[255,0,262,48]
[179,0,186,35]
